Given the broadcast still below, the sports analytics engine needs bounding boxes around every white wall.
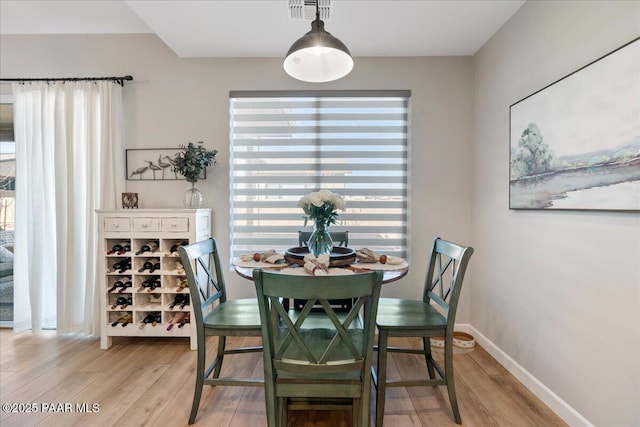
[472,1,640,426]
[0,34,474,316]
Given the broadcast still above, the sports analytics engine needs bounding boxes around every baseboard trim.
[463,325,593,427]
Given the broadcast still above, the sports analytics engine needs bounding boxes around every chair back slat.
[272,297,319,363]
[196,256,223,297]
[317,299,363,363]
[273,298,318,361]
[254,269,382,375]
[201,291,223,310]
[263,278,374,300]
[423,238,474,325]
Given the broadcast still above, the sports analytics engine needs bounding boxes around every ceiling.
[0,0,525,57]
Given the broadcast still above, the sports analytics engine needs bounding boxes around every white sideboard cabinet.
[97,209,211,349]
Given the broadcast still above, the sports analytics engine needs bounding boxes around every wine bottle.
[106,244,122,255]
[117,280,132,293]
[139,311,161,329]
[139,315,151,329]
[152,311,162,326]
[120,260,131,273]
[175,278,189,292]
[169,240,189,255]
[139,276,161,292]
[138,260,152,273]
[107,260,131,274]
[179,294,190,310]
[111,313,132,327]
[178,313,190,328]
[107,260,124,273]
[108,280,125,293]
[112,260,131,273]
[138,258,160,273]
[110,296,132,309]
[174,262,185,275]
[138,278,151,292]
[166,312,186,331]
[106,241,128,255]
[168,294,185,310]
[121,313,132,327]
[135,241,159,255]
[117,243,131,255]
[150,259,161,273]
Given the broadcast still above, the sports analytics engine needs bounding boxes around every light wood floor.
[0,329,566,427]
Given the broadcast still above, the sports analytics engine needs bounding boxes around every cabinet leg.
[190,334,197,350]
[101,335,112,349]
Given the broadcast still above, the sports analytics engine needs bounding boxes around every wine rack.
[97,209,211,349]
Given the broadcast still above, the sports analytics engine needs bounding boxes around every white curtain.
[12,81,125,335]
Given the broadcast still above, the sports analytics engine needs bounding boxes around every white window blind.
[230,90,410,260]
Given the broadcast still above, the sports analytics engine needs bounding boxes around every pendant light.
[283,1,353,83]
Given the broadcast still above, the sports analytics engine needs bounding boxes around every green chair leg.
[278,397,286,427]
[445,340,461,424]
[189,344,206,424]
[213,336,226,378]
[375,330,389,427]
[352,397,359,426]
[423,337,436,379]
[362,380,372,425]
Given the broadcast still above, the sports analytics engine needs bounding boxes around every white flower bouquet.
[297,190,346,226]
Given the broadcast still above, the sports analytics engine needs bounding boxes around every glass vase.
[308,218,334,257]
[183,184,203,208]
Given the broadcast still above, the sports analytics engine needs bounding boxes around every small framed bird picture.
[122,193,139,209]
[125,148,205,181]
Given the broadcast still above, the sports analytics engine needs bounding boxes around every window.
[230,90,410,260]
[0,95,15,326]
[0,97,15,232]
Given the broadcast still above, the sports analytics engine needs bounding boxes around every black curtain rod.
[0,75,133,86]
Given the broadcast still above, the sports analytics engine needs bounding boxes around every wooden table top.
[233,264,408,284]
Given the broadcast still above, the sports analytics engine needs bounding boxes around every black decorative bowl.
[285,246,356,267]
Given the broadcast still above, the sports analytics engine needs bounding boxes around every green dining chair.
[178,238,263,425]
[298,230,349,248]
[371,237,474,426]
[253,268,384,427]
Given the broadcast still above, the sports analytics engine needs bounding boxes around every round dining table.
[233,263,408,284]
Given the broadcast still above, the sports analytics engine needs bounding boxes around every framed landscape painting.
[509,37,640,211]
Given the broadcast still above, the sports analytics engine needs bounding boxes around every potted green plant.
[172,141,217,208]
